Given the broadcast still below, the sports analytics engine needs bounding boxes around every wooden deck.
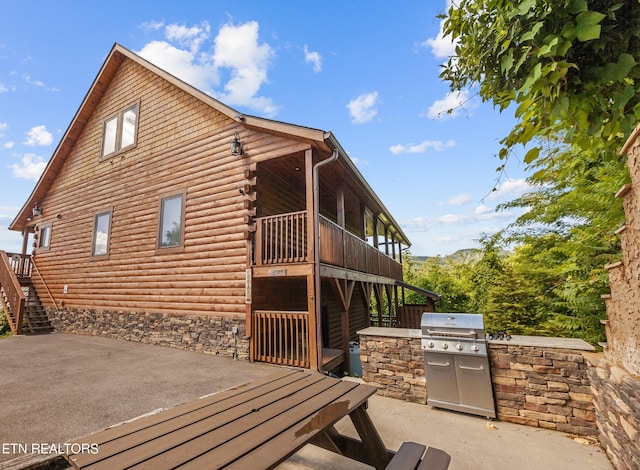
[63,369,392,469]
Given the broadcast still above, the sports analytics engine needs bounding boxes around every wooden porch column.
[337,185,345,229]
[304,148,319,370]
[372,214,379,249]
[331,278,355,373]
[307,273,319,369]
[21,228,30,256]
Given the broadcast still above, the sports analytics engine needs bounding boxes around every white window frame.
[101,102,139,158]
[38,224,51,250]
[92,210,112,257]
[157,192,186,251]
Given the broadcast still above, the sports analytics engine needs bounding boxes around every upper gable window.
[101,103,138,158]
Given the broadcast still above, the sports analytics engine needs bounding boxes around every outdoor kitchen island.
[358,326,598,435]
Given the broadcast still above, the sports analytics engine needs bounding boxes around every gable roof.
[10,43,410,246]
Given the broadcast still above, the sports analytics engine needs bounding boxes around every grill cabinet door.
[454,355,495,413]
[424,352,459,404]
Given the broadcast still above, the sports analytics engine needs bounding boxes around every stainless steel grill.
[421,312,496,418]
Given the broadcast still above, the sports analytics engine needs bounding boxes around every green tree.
[413,257,474,312]
[439,0,640,343]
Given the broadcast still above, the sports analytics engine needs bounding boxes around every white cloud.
[347,92,379,124]
[4,141,14,149]
[138,20,278,117]
[474,204,493,215]
[402,209,513,232]
[426,90,472,119]
[213,21,278,116]
[10,153,47,180]
[303,45,322,73]
[139,20,164,32]
[445,193,472,206]
[486,178,534,200]
[0,82,8,93]
[422,0,458,59]
[138,40,219,92]
[389,139,455,154]
[22,73,44,88]
[24,125,53,146]
[0,206,19,220]
[165,22,210,53]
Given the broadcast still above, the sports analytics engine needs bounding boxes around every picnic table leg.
[349,404,391,470]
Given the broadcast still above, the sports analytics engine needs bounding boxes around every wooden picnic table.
[63,368,395,469]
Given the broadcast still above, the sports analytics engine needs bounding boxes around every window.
[92,211,112,256]
[101,103,138,157]
[159,193,184,249]
[38,224,51,249]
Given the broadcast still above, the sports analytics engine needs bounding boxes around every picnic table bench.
[63,369,449,469]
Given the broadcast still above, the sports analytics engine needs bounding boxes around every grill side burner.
[421,313,496,418]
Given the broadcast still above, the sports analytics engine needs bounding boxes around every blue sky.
[0,1,533,257]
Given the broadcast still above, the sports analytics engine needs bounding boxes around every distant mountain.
[411,248,484,268]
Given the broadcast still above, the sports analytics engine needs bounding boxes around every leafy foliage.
[428,0,640,344]
[442,0,640,162]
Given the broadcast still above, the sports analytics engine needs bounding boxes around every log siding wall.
[29,57,304,320]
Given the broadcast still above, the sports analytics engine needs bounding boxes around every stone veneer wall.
[47,307,249,359]
[588,356,640,469]
[358,328,597,436]
[489,339,596,436]
[359,329,427,404]
[592,125,640,469]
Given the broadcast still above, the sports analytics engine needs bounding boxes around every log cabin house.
[0,43,438,374]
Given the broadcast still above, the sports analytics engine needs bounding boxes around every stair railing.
[0,251,25,334]
[30,257,58,310]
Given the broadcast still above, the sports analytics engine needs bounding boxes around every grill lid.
[421,313,485,338]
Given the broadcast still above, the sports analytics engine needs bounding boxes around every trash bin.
[349,341,362,377]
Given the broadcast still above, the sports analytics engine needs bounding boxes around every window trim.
[157,191,186,253]
[100,101,140,159]
[37,223,52,251]
[91,209,113,258]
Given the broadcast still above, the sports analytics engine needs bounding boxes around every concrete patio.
[0,333,612,469]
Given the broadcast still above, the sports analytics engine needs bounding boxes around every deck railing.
[6,252,33,279]
[254,211,403,280]
[0,251,25,334]
[255,211,308,265]
[396,304,432,328]
[252,310,309,367]
[319,216,403,280]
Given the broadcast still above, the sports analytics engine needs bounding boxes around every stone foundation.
[588,355,640,470]
[46,307,249,359]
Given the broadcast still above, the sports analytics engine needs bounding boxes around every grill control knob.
[442,343,449,350]
[456,343,464,351]
[471,345,480,352]
[428,342,435,349]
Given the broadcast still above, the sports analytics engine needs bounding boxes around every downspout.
[313,148,339,373]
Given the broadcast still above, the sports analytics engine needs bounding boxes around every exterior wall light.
[230,131,244,156]
[32,203,43,217]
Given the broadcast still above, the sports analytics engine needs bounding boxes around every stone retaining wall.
[47,308,249,359]
[358,328,597,436]
[588,356,640,469]
[359,329,426,404]
[489,341,596,435]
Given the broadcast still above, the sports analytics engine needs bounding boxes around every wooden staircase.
[1,283,53,335]
[1,251,54,335]
[22,283,54,334]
